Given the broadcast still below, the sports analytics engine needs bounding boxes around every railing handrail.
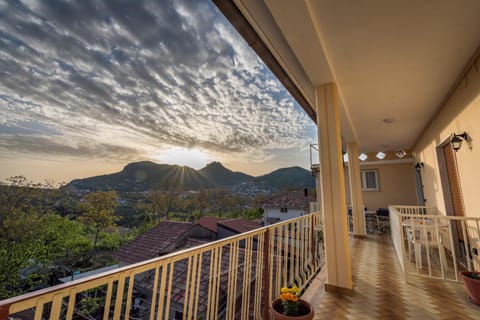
[0,212,324,319]
[389,205,480,283]
[390,210,480,221]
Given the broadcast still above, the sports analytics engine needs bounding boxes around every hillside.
[65,161,315,194]
[198,161,253,187]
[66,161,213,192]
[232,166,316,195]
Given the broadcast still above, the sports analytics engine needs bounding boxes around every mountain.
[255,166,316,190]
[67,161,213,192]
[198,161,253,187]
[65,161,315,194]
[233,166,316,195]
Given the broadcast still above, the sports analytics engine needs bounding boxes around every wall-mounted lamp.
[451,132,470,152]
[415,162,424,172]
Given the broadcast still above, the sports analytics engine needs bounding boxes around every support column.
[347,142,366,237]
[316,83,353,293]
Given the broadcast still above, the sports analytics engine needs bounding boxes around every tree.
[78,191,119,258]
[0,239,43,298]
[137,190,168,225]
[0,176,88,298]
[192,189,210,219]
[36,213,91,265]
[0,176,58,242]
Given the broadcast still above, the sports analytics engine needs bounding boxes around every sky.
[0,0,317,184]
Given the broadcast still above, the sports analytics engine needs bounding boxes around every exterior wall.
[414,64,480,219]
[344,162,418,211]
[191,225,217,240]
[217,225,237,240]
[263,207,306,222]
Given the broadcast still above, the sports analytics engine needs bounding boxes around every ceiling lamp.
[358,153,368,161]
[395,150,406,158]
[451,132,469,152]
[376,152,386,160]
[343,153,349,162]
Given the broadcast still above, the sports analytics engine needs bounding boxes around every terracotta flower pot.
[460,271,480,305]
[270,298,314,320]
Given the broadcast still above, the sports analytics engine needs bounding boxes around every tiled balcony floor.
[302,234,480,319]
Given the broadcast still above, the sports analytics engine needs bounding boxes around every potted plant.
[270,286,314,319]
[460,271,480,305]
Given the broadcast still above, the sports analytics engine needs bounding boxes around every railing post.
[0,303,10,320]
[263,228,271,320]
[311,216,316,264]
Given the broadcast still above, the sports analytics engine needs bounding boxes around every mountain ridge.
[65,161,315,194]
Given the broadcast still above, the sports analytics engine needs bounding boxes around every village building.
[261,190,316,224]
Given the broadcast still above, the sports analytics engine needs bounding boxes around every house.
[113,221,200,265]
[195,216,227,240]
[261,190,316,224]
[217,218,263,239]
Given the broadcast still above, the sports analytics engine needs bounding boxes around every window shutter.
[444,143,465,217]
[443,143,465,241]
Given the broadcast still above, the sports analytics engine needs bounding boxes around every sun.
[153,147,212,169]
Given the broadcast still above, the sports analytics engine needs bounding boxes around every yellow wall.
[344,162,418,211]
[414,65,480,219]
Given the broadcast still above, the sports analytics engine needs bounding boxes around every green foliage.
[79,296,105,317]
[0,177,101,298]
[0,176,58,241]
[136,190,169,224]
[36,213,91,262]
[0,240,42,298]
[97,228,137,251]
[78,191,119,257]
[241,208,263,219]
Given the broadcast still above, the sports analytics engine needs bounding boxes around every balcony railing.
[390,205,480,282]
[0,213,323,320]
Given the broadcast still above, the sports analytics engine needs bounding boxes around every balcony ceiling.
[231,0,480,152]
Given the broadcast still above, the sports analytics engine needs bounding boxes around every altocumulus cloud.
[0,0,316,163]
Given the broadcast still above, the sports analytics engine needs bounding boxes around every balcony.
[0,213,323,320]
[2,208,480,319]
[304,232,479,319]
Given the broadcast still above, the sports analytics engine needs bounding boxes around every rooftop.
[261,190,315,211]
[113,221,194,264]
[196,216,227,233]
[218,218,263,234]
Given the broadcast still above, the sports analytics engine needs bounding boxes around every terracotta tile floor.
[302,234,480,319]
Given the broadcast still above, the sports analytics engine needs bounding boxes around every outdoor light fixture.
[415,162,424,172]
[451,132,470,152]
[376,152,386,160]
[395,150,406,158]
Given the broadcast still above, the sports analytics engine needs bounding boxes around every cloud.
[0,0,316,165]
[0,134,144,161]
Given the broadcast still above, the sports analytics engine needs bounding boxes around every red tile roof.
[113,221,194,264]
[218,218,262,234]
[261,191,315,211]
[141,239,257,316]
[196,216,227,233]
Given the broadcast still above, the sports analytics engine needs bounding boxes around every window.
[280,207,288,213]
[361,169,379,191]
